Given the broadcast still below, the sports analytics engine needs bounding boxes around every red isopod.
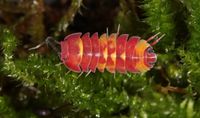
[60,32,165,73]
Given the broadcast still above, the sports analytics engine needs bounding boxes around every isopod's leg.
[85,70,91,77]
[117,24,120,35]
[146,32,160,42]
[106,27,109,38]
[77,71,84,78]
[150,34,165,46]
[66,70,71,75]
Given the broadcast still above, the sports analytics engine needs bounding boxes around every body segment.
[125,36,140,73]
[89,33,100,72]
[61,33,83,72]
[97,34,108,72]
[106,33,117,73]
[79,33,92,72]
[116,34,128,73]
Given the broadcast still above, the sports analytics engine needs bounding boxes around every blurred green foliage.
[0,0,200,117]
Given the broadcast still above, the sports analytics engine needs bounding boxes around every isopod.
[59,32,165,73]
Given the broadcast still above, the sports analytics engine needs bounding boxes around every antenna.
[29,37,61,57]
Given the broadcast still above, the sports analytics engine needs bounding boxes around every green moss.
[143,0,175,51]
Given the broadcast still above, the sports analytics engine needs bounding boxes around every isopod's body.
[60,32,163,73]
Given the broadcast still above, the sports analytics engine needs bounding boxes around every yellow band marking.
[135,40,150,72]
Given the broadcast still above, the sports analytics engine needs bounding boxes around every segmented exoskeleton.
[30,31,164,74]
[60,32,164,73]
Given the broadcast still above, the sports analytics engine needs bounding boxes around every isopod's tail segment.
[146,32,165,46]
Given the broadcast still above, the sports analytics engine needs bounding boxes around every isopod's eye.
[147,47,154,53]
